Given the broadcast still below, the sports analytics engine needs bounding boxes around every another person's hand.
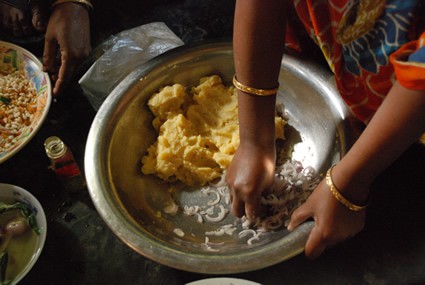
[225,142,276,221]
[287,165,367,259]
[43,2,91,95]
[0,0,47,37]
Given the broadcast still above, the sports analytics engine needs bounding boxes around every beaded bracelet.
[51,0,93,11]
[325,165,367,211]
[232,75,279,96]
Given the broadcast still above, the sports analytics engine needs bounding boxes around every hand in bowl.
[226,142,276,221]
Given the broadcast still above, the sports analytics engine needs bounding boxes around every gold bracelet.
[232,75,279,96]
[51,0,93,10]
[325,165,367,211]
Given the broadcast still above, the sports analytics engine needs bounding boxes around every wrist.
[239,125,276,149]
[330,163,371,205]
[237,91,277,148]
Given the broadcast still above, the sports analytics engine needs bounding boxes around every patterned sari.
[286,0,425,123]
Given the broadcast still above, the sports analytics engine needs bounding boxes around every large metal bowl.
[85,41,358,274]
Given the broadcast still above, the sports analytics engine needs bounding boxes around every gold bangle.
[51,0,93,10]
[232,75,279,96]
[325,165,367,211]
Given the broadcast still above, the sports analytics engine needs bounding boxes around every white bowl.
[0,40,52,164]
[0,183,47,284]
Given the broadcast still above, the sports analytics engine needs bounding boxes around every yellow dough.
[141,75,286,186]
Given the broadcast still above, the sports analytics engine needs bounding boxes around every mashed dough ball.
[141,75,285,186]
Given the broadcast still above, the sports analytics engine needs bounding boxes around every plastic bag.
[79,22,184,110]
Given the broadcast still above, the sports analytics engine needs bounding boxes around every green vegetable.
[0,202,40,235]
[0,199,38,285]
[2,51,17,69]
[2,55,11,64]
[0,96,10,106]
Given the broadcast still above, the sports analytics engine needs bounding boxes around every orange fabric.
[390,32,425,91]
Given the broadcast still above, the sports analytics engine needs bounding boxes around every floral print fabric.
[287,0,424,123]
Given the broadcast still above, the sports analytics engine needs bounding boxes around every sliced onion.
[205,204,228,222]
[173,228,185,237]
[247,232,262,245]
[163,201,179,215]
[206,190,221,206]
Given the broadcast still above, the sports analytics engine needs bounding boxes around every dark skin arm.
[43,2,91,95]
[225,0,287,221]
[288,83,425,259]
[228,0,425,259]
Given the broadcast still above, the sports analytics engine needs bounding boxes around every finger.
[11,19,23,37]
[15,10,34,36]
[1,17,11,32]
[245,196,260,221]
[228,187,235,205]
[304,225,327,260]
[43,37,58,72]
[31,3,47,31]
[287,204,311,231]
[21,20,33,36]
[231,197,245,218]
[43,40,61,96]
[54,51,76,95]
[53,77,64,96]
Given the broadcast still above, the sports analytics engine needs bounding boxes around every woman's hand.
[226,141,276,221]
[288,82,425,259]
[43,3,91,95]
[288,165,368,259]
[230,0,287,221]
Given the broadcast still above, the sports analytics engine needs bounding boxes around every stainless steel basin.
[84,41,359,274]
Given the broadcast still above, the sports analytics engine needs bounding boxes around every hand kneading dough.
[141,75,286,186]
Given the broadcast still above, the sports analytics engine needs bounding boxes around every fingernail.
[247,213,256,221]
[287,224,293,231]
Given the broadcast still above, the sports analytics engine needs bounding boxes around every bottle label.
[54,162,81,180]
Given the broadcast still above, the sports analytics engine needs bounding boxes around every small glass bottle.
[44,136,86,193]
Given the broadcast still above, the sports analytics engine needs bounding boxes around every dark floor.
[1,1,425,284]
